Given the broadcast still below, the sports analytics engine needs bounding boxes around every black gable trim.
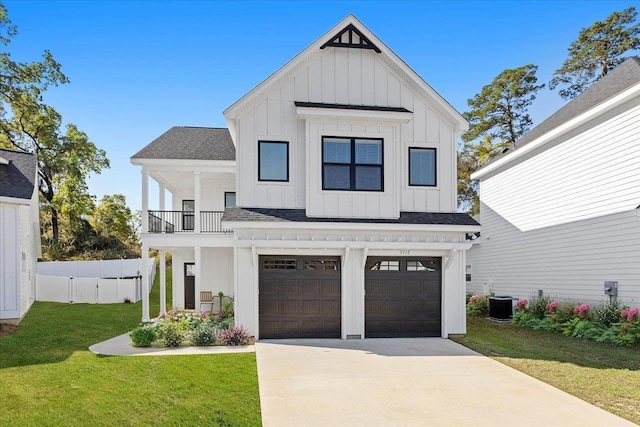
[295,101,411,113]
[320,23,381,53]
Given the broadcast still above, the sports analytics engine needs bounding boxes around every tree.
[550,7,640,100]
[462,65,544,146]
[92,194,139,247]
[0,2,109,242]
[458,65,543,214]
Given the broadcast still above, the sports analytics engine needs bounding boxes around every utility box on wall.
[604,281,618,298]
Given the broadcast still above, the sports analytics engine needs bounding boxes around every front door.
[184,263,195,309]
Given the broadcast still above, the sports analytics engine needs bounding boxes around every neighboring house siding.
[0,203,20,319]
[235,47,456,215]
[469,98,640,305]
[18,203,36,316]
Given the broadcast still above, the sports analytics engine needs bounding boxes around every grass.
[0,268,262,426]
[452,316,640,424]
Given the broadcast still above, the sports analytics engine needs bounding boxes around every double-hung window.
[409,147,436,186]
[322,137,383,191]
[258,141,289,182]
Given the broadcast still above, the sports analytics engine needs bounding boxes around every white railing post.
[141,246,150,321]
[195,247,202,313]
[142,169,149,233]
[159,250,166,314]
[194,171,201,233]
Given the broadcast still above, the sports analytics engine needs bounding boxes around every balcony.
[147,210,231,233]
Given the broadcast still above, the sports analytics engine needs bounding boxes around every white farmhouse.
[131,15,479,339]
[468,57,640,305]
[0,149,41,323]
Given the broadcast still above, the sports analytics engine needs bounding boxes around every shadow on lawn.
[0,301,142,369]
[453,316,640,371]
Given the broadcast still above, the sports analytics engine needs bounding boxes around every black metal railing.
[147,210,230,233]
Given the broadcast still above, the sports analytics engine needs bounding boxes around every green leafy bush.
[593,301,628,328]
[191,322,217,346]
[159,320,189,347]
[528,295,552,319]
[466,295,489,316]
[129,324,157,347]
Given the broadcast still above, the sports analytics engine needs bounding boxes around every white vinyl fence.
[36,258,156,304]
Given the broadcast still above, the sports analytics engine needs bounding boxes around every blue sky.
[4,0,637,211]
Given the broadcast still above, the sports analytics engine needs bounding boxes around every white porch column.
[141,245,150,321]
[195,246,202,313]
[159,184,165,211]
[159,250,166,314]
[141,170,149,233]
[194,171,201,233]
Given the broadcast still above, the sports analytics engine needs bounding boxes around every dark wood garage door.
[259,256,341,339]
[365,257,441,338]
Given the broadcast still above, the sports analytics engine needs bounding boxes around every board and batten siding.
[18,203,36,317]
[235,47,456,216]
[468,98,640,305]
[0,203,20,319]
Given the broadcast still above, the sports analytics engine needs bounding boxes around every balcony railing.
[147,211,231,233]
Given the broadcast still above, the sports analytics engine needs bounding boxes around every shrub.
[466,295,489,316]
[130,324,157,347]
[528,296,552,319]
[593,301,628,328]
[218,325,250,346]
[215,316,235,330]
[159,320,189,347]
[191,322,217,346]
[574,303,591,319]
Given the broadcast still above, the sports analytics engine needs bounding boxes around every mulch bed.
[0,324,18,336]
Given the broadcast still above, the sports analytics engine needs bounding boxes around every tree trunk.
[51,206,59,243]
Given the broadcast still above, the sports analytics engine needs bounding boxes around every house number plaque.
[399,250,411,255]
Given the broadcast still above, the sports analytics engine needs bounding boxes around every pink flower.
[469,295,479,304]
[546,301,559,313]
[516,299,528,310]
[621,309,629,318]
[626,307,639,322]
[574,304,591,319]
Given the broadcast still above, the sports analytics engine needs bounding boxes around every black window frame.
[408,147,437,187]
[258,140,289,182]
[182,199,195,231]
[224,192,236,207]
[322,136,384,192]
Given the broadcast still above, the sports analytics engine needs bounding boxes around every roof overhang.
[130,158,236,174]
[222,219,480,233]
[0,195,31,205]
[472,80,640,181]
[296,104,413,123]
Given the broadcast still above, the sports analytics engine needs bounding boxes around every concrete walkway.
[89,333,255,356]
[256,338,634,427]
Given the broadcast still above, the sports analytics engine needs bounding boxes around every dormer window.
[322,137,383,191]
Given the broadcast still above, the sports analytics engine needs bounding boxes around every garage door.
[365,257,441,338]
[259,256,341,339]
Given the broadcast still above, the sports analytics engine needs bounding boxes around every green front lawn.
[453,316,640,424]
[0,268,262,426]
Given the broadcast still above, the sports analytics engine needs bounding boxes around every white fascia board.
[131,158,236,174]
[235,239,472,251]
[0,157,9,165]
[141,233,235,249]
[223,220,480,233]
[0,196,30,205]
[471,82,640,181]
[222,15,467,134]
[296,106,413,123]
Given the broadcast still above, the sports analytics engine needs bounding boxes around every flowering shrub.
[546,301,559,313]
[513,298,640,347]
[466,294,489,316]
[218,325,251,346]
[128,306,252,348]
[574,304,591,319]
[516,299,528,311]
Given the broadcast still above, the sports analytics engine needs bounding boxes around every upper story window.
[322,137,383,191]
[409,147,436,186]
[259,141,289,182]
[182,200,194,231]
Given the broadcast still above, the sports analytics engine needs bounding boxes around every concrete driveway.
[256,338,634,427]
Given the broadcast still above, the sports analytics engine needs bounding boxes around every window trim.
[408,147,437,187]
[258,140,289,182]
[322,136,384,192]
[224,192,236,207]
[182,199,195,231]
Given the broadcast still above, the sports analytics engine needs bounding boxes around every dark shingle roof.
[131,126,235,161]
[294,101,412,113]
[0,148,36,200]
[222,207,479,226]
[491,57,640,163]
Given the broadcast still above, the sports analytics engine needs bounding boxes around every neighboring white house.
[0,148,42,323]
[131,15,480,339]
[468,57,640,306]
